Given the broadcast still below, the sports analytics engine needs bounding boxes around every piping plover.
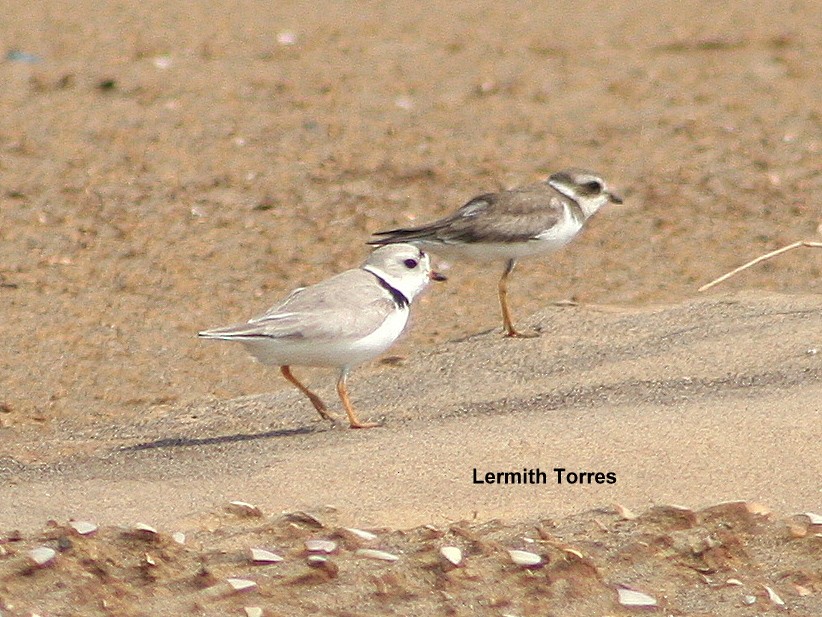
[199,244,446,429]
[369,168,622,337]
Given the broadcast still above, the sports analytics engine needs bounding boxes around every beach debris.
[742,595,757,605]
[68,520,97,536]
[172,532,186,545]
[355,548,399,562]
[132,523,158,537]
[306,554,339,577]
[700,500,770,527]
[394,95,415,110]
[244,608,263,617]
[762,585,785,607]
[283,510,324,528]
[6,50,42,63]
[508,549,542,567]
[227,501,263,517]
[616,585,658,608]
[276,31,298,46]
[344,527,378,542]
[725,578,743,586]
[699,240,822,291]
[305,539,337,554]
[152,55,173,70]
[227,578,257,593]
[250,548,284,564]
[440,546,463,566]
[144,553,156,566]
[615,503,638,520]
[28,546,57,567]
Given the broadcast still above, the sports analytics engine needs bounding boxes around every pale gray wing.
[370,183,567,245]
[211,269,397,342]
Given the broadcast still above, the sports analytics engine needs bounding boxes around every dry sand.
[1,1,820,615]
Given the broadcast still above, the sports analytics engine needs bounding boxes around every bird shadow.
[119,425,320,452]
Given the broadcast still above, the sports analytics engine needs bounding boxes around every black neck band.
[370,272,410,309]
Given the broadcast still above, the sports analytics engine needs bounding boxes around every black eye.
[403,258,419,269]
[582,180,603,193]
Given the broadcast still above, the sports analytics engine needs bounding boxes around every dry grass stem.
[699,241,822,292]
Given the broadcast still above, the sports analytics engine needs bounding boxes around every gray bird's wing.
[370,183,569,245]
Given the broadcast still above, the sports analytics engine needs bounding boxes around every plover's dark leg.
[281,366,338,422]
[336,369,381,429]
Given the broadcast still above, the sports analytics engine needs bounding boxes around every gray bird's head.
[547,168,623,218]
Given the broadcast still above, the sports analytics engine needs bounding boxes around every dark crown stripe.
[369,271,410,309]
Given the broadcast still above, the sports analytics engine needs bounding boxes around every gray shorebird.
[369,168,622,337]
[199,244,446,428]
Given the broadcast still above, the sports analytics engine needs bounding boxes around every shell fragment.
[68,520,98,536]
[250,548,284,563]
[508,549,542,567]
[29,546,57,567]
[305,539,337,553]
[355,548,399,562]
[440,546,463,566]
[616,586,658,607]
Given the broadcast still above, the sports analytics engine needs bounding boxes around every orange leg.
[337,370,381,429]
[280,366,337,422]
[499,259,537,338]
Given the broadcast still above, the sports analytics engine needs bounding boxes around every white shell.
[440,546,462,566]
[763,585,785,607]
[29,546,57,567]
[508,549,542,567]
[616,586,657,607]
[228,501,263,517]
[250,548,284,563]
[227,578,257,592]
[725,578,743,586]
[742,595,756,605]
[305,539,337,553]
[244,608,264,617]
[802,512,822,525]
[615,503,638,520]
[355,548,399,562]
[172,532,186,545]
[68,520,98,535]
[134,523,157,535]
[345,527,377,541]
